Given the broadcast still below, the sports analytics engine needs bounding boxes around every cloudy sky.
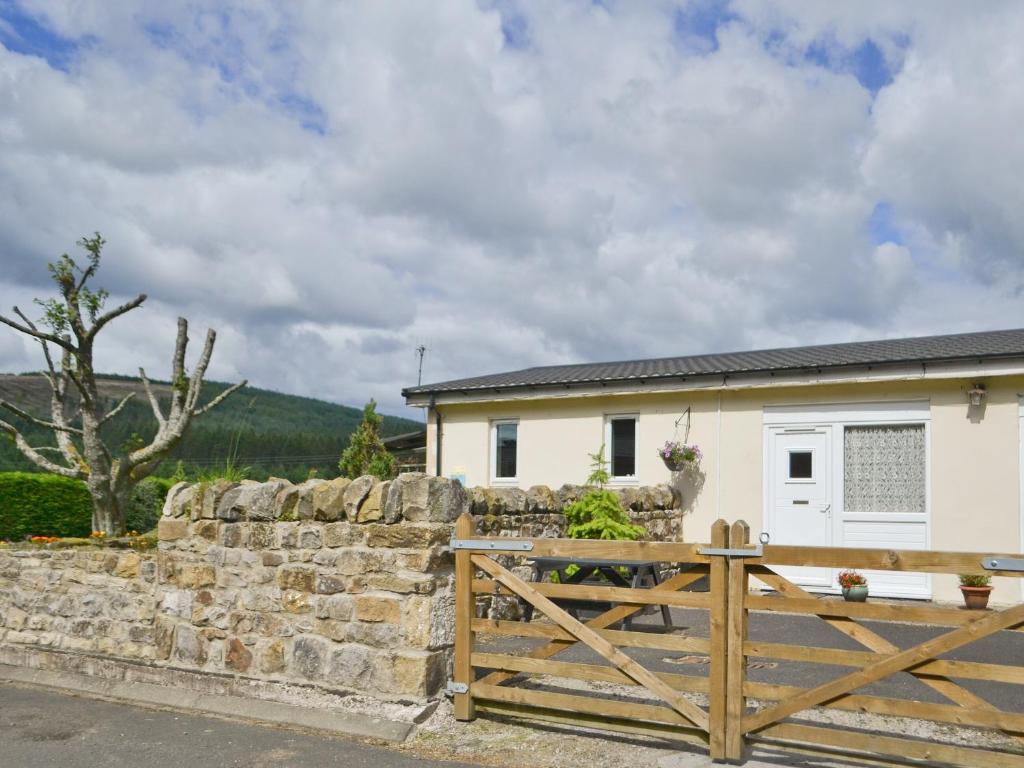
[1,1,1022,418]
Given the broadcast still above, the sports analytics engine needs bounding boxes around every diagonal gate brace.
[472,553,710,732]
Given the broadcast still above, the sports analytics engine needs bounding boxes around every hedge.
[125,476,175,533]
[0,473,173,541]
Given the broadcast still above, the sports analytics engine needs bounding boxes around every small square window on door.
[788,450,813,480]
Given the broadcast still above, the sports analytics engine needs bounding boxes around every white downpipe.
[716,391,722,519]
[1019,397,1024,602]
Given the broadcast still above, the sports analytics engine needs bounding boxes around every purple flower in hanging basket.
[659,440,702,469]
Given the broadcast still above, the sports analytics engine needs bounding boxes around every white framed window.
[787,448,815,482]
[605,414,638,483]
[490,420,518,484]
[843,423,926,514]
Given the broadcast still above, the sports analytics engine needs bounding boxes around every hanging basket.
[659,441,702,472]
[662,454,694,472]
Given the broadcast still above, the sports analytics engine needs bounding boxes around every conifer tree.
[338,399,395,479]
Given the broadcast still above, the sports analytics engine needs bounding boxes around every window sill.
[608,477,640,487]
[489,479,519,487]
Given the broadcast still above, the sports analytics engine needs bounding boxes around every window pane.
[844,424,926,513]
[611,418,635,477]
[495,423,517,478]
[789,451,812,479]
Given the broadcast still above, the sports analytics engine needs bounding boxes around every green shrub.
[125,477,175,533]
[563,445,646,541]
[0,472,174,540]
[564,488,646,541]
[0,472,92,540]
[553,447,646,583]
[959,573,992,588]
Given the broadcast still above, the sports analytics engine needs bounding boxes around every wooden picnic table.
[521,556,674,629]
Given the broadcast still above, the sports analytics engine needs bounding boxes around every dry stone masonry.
[0,474,683,713]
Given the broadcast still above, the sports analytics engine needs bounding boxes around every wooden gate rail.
[470,578,714,608]
[452,512,1024,768]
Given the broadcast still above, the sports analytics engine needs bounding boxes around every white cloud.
[1,1,1023,419]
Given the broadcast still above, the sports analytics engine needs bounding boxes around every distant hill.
[0,372,423,482]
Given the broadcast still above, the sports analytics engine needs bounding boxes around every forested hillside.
[0,373,422,482]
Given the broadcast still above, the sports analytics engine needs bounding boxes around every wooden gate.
[732,524,1024,767]
[451,512,1024,767]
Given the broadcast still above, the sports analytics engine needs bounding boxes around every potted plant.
[838,570,868,602]
[958,574,993,609]
[659,440,702,472]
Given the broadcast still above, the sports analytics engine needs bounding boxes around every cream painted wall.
[428,376,1024,603]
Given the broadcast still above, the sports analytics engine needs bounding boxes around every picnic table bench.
[521,556,674,629]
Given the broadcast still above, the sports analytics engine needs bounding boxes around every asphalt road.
[0,684,465,768]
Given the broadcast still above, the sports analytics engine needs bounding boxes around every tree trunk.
[86,474,125,536]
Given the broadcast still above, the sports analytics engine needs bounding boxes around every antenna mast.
[415,345,427,386]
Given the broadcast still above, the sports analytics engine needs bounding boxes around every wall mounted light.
[967,383,986,407]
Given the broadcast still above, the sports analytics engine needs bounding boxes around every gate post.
[453,512,476,720]
[708,519,730,760]
[726,521,751,761]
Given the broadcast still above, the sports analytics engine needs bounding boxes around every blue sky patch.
[672,0,736,53]
[868,201,903,246]
[0,1,84,71]
[278,93,327,135]
[805,35,902,95]
[144,13,326,135]
[500,10,529,49]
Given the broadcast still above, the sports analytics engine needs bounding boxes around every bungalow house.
[402,328,1024,602]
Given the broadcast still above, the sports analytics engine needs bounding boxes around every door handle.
[821,504,831,514]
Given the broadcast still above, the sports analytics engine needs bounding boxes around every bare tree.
[0,234,246,535]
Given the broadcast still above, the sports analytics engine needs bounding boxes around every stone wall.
[466,483,682,540]
[0,474,683,712]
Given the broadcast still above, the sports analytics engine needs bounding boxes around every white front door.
[769,427,833,587]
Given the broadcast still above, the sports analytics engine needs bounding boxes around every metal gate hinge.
[982,557,1024,572]
[698,545,764,557]
[450,538,534,552]
[446,681,469,695]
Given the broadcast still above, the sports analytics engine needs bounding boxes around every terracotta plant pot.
[960,585,993,610]
[842,585,868,602]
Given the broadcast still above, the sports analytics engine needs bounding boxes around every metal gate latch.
[446,681,468,695]
[982,557,1024,572]
[698,545,764,557]
[449,539,534,552]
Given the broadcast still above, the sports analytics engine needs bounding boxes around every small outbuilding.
[404,328,1024,602]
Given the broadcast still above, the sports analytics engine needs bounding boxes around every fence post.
[726,520,751,761]
[708,519,730,760]
[453,511,476,721]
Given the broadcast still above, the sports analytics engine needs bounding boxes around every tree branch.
[138,368,166,425]
[168,318,188,421]
[0,308,75,352]
[195,380,248,416]
[88,293,146,340]
[172,318,188,383]
[0,399,84,435]
[100,392,135,425]
[0,420,85,479]
[13,308,61,390]
[64,365,92,406]
[184,329,216,413]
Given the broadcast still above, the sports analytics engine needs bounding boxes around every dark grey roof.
[403,328,1024,398]
[383,429,427,451]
